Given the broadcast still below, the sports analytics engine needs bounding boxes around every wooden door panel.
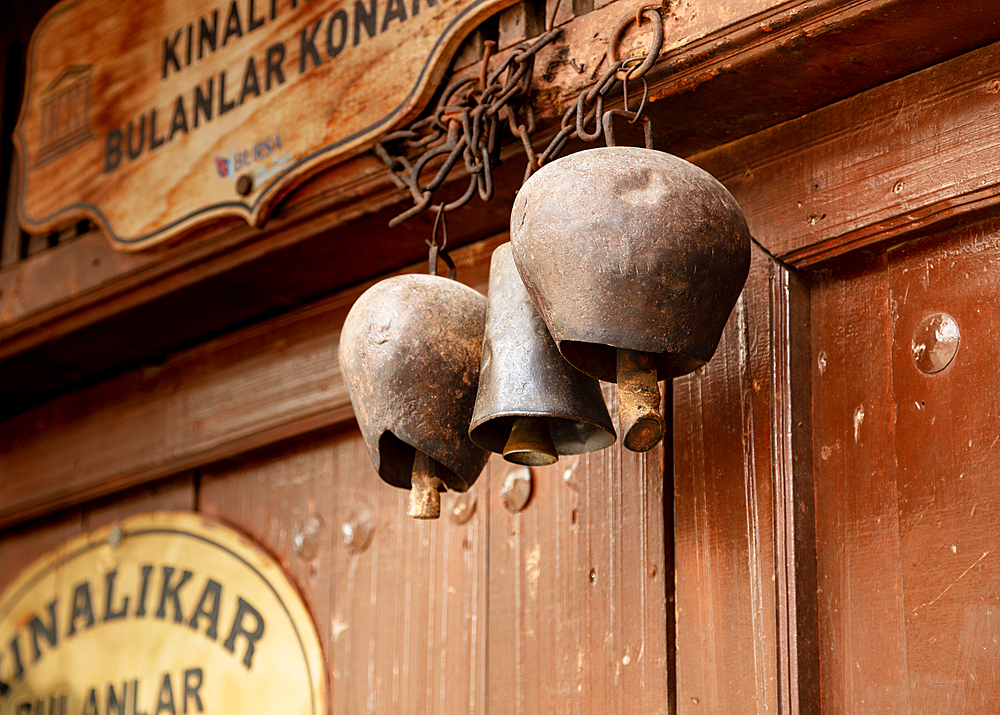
[812,216,1000,711]
[673,248,820,715]
[889,219,1000,710]
[199,427,489,715]
[486,399,670,715]
[811,254,910,712]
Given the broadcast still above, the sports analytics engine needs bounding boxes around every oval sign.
[0,512,326,715]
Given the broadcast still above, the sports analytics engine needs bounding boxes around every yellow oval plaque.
[0,512,326,715]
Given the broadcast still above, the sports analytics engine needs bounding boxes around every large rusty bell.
[510,146,751,452]
[469,243,616,466]
[339,274,489,519]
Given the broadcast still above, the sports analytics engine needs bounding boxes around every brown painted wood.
[486,387,670,714]
[672,246,818,714]
[199,426,489,715]
[1,155,22,269]
[673,247,779,713]
[497,1,544,51]
[886,217,1000,709]
[771,265,819,715]
[0,509,83,597]
[693,38,1000,268]
[810,253,909,711]
[808,214,1000,710]
[0,233,506,530]
[6,0,1000,413]
[0,474,195,596]
[82,473,196,530]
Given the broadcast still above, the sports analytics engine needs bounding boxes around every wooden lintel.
[2,0,1000,410]
[691,36,1000,268]
[0,234,507,530]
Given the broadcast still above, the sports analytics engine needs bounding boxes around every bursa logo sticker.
[214,134,293,186]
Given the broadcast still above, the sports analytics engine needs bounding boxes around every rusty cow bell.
[511,146,751,452]
[339,274,489,519]
[469,243,616,466]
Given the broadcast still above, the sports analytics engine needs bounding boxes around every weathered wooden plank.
[770,265,819,715]
[673,247,781,714]
[82,473,196,530]
[694,38,1000,268]
[497,1,545,50]
[809,254,909,712]
[0,233,506,529]
[199,427,489,715]
[6,0,1000,404]
[486,389,670,714]
[0,510,83,596]
[887,217,1000,710]
[1,155,22,270]
[0,474,195,595]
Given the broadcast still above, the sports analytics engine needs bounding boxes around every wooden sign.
[14,0,517,249]
[0,512,326,715]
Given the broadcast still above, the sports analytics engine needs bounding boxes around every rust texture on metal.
[339,274,489,495]
[510,146,751,383]
[469,243,615,463]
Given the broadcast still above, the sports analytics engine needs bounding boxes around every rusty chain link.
[374,5,665,234]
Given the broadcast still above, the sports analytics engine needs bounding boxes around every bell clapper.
[408,450,443,519]
[502,417,559,466]
[617,348,665,452]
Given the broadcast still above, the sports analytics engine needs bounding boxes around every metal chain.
[374,4,665,237]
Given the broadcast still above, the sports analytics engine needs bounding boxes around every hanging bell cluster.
[340,145,750,518]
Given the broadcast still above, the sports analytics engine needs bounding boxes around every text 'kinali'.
[104,0,438,173]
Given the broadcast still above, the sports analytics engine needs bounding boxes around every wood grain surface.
[0,234,504,529]
[486,388,670,714]
[7,0,1000,412]
[200,427,490,715]
[809,215,1000,711]
[694,38,1000,268]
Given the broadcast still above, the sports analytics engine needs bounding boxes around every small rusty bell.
[339,274,490,519]
[511,147,751,452]
[469,243,616,466]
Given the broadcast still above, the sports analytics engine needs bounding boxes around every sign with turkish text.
[0,512,326,715]
[14,0,515,249]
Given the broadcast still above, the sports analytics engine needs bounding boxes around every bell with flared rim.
[510,146,751,452]
[339,274,489,519]
[469,243,616,466]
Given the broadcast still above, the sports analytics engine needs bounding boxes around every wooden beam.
[0,234,507,530]
[692,37,1000,267]
[3,0,999,408]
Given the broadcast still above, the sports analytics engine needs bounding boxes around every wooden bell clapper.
[617,348,665,452]
[408,450,443,519]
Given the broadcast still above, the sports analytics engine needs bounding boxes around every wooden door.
[810,217,1000,712]
[672,35,1000,715]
